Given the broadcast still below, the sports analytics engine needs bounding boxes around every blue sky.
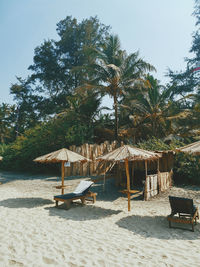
[0,0,196,105]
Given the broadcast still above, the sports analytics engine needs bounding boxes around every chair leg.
[55,200,58,207]
[64,200,71,209]
[81,197,86,205]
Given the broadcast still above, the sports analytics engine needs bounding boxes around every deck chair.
[167,196,199,231]
[54,181,96,209]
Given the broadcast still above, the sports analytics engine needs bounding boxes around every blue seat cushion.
[54,193,85,200]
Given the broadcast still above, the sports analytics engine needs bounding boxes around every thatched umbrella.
[34,148,90,194]
[97,145,161,211]
[0,156,2,161]
[176,140,200,155]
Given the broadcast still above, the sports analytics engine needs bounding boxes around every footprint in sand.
[42,256,57,265]
[162,254,168,259]
[9,259,24,266]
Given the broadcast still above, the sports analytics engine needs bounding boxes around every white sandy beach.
[0,171,200,267]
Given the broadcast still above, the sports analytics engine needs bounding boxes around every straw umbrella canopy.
[97,145,161,211]
[34,148,90,194]
[176,140,200,155]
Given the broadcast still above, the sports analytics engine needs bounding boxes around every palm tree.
[121,75,188,140]
[78,35,155,141]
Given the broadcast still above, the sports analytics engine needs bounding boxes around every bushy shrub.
[136,137,200,185]
[136,136,185,151]
[173,153,200,185]
[0,144,8,155]
[0,116,94,172]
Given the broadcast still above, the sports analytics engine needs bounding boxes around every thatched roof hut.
[176,140,200,155]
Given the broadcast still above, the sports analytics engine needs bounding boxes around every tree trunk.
[113,93,118,141]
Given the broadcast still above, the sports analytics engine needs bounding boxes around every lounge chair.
[167,196,199,231]
[54,180,97,209]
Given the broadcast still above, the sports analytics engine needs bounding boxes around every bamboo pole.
[61,161,65,195]
[157,158,161,193]
[125,159,131,211]
[103,171,106,191]
[144,160,148,200]
[132,161,134,187]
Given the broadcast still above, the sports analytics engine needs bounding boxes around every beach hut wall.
[63,143,174,201]
[144,174,159,200]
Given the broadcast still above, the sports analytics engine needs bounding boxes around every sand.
[0,171,200,267]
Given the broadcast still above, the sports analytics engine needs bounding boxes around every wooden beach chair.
[54,180,97,209]
[167,196,199,231]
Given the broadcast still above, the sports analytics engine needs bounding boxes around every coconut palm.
[78,35,155,141]
[121,75,188,140]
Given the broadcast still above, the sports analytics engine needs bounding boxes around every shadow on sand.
[89,178,143,202]
[0,171,60,185]
[45,204,122,221]
[0,197,53,209]
[116,215,200,240]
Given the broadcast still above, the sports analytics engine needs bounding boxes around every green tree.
[166,0,200,140]
[10,77,42,137]
[121,75,187,141]
[28,16,110,116]
[0,103,15,143]
[82,35,155,141]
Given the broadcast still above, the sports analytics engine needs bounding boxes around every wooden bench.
[167,196,199,232]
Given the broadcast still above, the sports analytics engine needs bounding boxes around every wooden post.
[103,171,106,191]
[157,158,161,193]
[157,158,159,172]
[61,161,65,195]
[145,160,147,177]
[132,161,134,187]
[144,160,148,200]
[125,159,131,211]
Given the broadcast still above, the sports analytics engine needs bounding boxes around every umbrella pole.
[61,161,65,195]
[144,160,148,200]
[132,161,134,187]
[157,158,160,193]
[125,159,131,211]
[103,170,106,191]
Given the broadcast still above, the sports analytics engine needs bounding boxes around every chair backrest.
[73,181,94,194]
[169,196,194,214]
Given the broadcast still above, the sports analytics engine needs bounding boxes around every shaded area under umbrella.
[34,148,90,194]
